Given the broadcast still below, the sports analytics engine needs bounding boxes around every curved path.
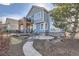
[23,41,42,56]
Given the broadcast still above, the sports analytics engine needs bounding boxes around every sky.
[0,3,53,23]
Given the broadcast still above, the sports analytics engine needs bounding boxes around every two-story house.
[6,18,19,32]
[18,17,32,33]
[26,5,62,33]
[0,21,6,32]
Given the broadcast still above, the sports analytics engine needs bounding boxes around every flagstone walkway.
[23,41,42,56]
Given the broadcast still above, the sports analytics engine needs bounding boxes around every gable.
[26,6,48,18]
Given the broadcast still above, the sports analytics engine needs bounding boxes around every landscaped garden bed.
[33,39,79,56]
[0,32,10,55]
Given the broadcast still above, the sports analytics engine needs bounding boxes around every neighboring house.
[18,17,32,33]
[0,21,6,31]
[26,5,62,33]
[6,18,19,31]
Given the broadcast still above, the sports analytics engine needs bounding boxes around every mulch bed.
[0,33,10,56]
[33,39,79,56]
[6,36,28,56]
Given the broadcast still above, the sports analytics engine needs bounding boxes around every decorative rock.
[33,35,54,40]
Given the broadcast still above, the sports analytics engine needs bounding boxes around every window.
[41,23,43,29]
[34,12,41,20]
[36,23,40,30]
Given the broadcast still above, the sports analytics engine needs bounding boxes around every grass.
[10,37,22,45]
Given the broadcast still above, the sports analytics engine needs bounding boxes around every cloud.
[32,3,46,7]
[7,16,22,20]
[0,3,11,5]
[5,15,23,20]
[32,3,53,11]
[0,15,22,24]
[0,17,6,24]
[0,15,22,23]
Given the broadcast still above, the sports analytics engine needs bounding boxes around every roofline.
[26,5,49,17]
[6,18,18,21]
[6,18,18,23]
[26,6,33,17]
[19,17,31,22]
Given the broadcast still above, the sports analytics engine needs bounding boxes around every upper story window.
[34,12,41,20]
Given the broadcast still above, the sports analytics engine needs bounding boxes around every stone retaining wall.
[33,39,79,56]
[33,39,53,56]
